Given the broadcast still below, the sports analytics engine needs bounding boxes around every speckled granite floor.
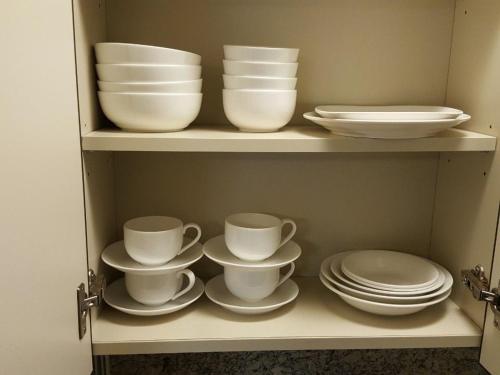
[109,348,488,375]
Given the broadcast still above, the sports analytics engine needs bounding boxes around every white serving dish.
[303,112,471,139]
[223,60,298,78]
[223,89,296,132]
[223,45,299,63]
[341,250,440,291]
[223,75,297,90]
[96,63,202,82]
[320,256,452,304]
[98,79,202,93]
[315,106,463,120]
[205,274,299,315]
[98,92,202,132]
[319,273,451,316]
[104,277,204,316]
[329,252,445,296]
[95,43,201,65]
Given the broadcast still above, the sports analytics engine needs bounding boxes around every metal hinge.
[77,269,106,339]
[462,264,500,329]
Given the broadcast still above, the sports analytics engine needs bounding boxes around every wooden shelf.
[81,125,496,153]
[92,277,481,355]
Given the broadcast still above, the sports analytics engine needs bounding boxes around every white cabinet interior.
[73,0,499,358]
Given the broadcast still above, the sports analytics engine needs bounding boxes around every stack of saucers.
[222,45,299,132]
[203,213,301,314]
[102,216,204,316]
[95,43,202,132]
[319,250,453,316]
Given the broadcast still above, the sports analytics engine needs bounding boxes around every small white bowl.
[223,75,297,90]
[98,79,202,93]
[95,43,201,65]
[224,45,299,63]
[98,92,202,132]
[223,89,296,132]
[223,60,298,78]
[96,64,202,82]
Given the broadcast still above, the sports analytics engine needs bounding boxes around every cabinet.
[2,0,499,374]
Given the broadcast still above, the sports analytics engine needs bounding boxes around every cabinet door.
[480,209,500,374]
[0,1,92,375]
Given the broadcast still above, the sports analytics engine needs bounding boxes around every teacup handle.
[172,269,196,300]
[277,262,295,288]
[278,219,297,248]
[178,223,202,255]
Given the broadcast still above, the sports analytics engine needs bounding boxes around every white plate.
[329,252,445,296]
[205,274,299,315]
[303,112,471,139]
[319,273,451,316]
[104,277,204,316]
[101,239,203,275]
[202,235,301,269]
[315,106,463,120]
[320,256,452,304]
[341,250,440,291]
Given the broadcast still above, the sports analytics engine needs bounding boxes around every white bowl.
[224,45,299,63]
[95,43,201,65]
[98,79,202,93]
[96,64,202,82]
[223,60,298,78]
[223,89,296,132]
[98,92,202,132]
[223,75,297,90]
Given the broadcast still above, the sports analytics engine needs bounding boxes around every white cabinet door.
[0,1,92,375]
[481,210,500,374]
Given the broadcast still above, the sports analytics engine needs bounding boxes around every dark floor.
[109,348,488,375]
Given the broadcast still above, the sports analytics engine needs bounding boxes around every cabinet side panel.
[431,0,500,327]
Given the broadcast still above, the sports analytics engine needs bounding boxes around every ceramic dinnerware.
[223,60,298,78]
[315,106,463,120]
[223,45,299,63]
[223,75,297,90]
[96,63,202,82]
[97,79,202,93]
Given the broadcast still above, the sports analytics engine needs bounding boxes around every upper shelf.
[82,125,496,153]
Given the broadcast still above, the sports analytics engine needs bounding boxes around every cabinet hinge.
[462,264,500,329]
[77,269,106,339]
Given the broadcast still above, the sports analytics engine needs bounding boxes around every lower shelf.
[92,277,482,355]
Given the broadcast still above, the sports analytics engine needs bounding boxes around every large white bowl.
[224,45,299,63]
[95,43,201,65]
[223,60,298,78]
[98,92,202,132]
[223,75,297,90]
[223,89,296,132]
[96,64,202,82]
[98,79,202,93]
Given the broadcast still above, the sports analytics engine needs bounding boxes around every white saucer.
[205,274,299,315]
[104,277,204,316]
[101,239,203,275]
[202,235,301,269]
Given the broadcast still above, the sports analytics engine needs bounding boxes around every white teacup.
[125,269,195,306]
[124,216,202,266]
[225,213,297,261]
[224,262,295,302]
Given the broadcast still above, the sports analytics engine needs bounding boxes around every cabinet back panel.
[114,153,438,277]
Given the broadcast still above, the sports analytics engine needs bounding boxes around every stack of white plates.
[319,250,453,316]
[95,43,202,132]
[303,105,471,139]
[222,45,299,132]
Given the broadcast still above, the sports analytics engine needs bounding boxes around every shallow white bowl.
[98,92,202,132]
[223,75,297,90]
[223,60,298,78]
[224,45,299,63]
[223,89,296,132]
[95,43,201,65]
[98,79,202,93]
[96,64,201,82]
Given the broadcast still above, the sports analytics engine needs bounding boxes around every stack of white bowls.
[222,45,299,132]
[95,43,202,132]
[203,213,301,314]
[319,250,453,316]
